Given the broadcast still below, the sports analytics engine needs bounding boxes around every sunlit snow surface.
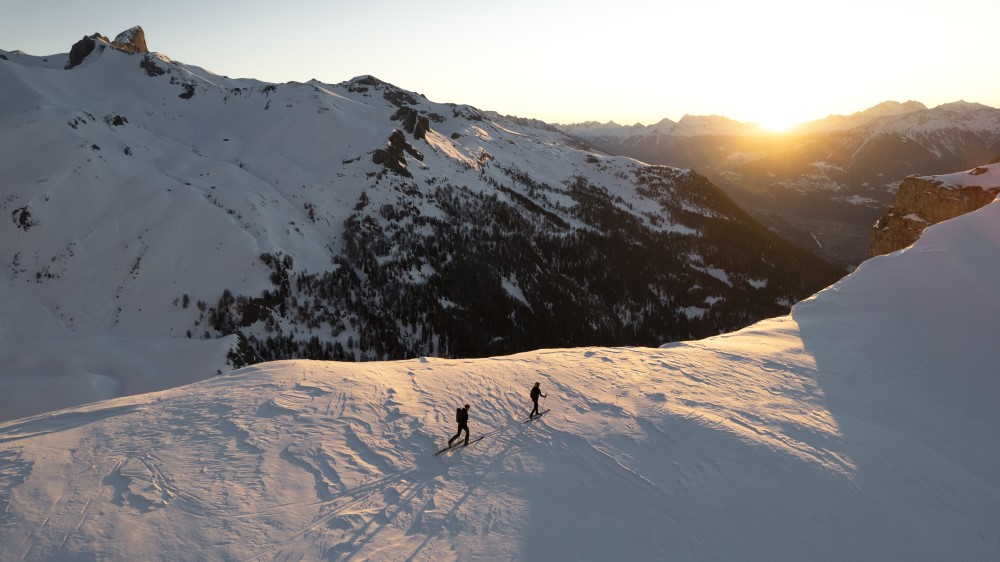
[2,199,999,559]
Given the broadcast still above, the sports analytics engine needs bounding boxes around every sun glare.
[747,100,818,133]
[755,114,803,133]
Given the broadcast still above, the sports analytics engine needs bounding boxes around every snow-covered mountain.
[795,100,930,134]
[1,185,997,561]
[560,114,765,140]
[560,101,1000,267]
[0,29,844,421]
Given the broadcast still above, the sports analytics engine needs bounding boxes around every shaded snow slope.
[1,201,997,560]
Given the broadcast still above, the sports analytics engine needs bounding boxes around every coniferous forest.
[190,162,844,367]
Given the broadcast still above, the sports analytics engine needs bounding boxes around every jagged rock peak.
[112,26,148,54]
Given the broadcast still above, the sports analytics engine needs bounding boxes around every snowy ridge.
[918,161,1000,189]
[1,200,998,560]
[863,100,1000,138]
[794,100,929,134]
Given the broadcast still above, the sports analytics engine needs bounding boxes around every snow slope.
[1,199,998,560]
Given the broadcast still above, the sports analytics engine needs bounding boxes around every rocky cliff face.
[870,163,1000,257]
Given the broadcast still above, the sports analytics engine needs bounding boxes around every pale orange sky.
[3,0,999,128]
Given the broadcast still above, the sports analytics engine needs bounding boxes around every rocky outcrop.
[372,129,424,177]
[391,106,432,140]
[140,55,166,76]
[414,116,430,140]
[65,33,109,69]
[65,27,148,69]
[345,75,420,108]
[870,164,1000,256]
[112,26,149,54]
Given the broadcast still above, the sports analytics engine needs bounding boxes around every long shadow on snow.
[792,245,1000,560]
[0,404,144,443]
[517,409,872,561]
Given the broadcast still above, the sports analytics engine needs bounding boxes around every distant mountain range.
[559,101,1000,267]
[0,28,843,419]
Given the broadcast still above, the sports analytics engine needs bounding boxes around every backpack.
[456,407,462,422]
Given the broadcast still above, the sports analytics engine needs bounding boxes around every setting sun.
[755,114,803,132]
[740,97,826,132]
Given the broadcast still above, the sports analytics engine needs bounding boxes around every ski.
[435,435,483,455]
[522,409,550,423]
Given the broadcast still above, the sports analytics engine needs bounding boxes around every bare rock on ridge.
[870,164,1000,257]
[112,26,149,54]
[372,129,425,177]
[391,106,432,140]
[65,33,109,69]
[65,26,148,69]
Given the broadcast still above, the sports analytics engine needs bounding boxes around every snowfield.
[1,198,998,560]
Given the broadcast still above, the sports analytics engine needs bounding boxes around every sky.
[3,0,1000,129]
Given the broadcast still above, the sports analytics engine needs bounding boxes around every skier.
[529,382,547,418]
[448,404,471,447]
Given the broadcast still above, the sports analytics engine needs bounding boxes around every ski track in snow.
[0,329,998,559]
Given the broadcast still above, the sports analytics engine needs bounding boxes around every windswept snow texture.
[1,201,998,560]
